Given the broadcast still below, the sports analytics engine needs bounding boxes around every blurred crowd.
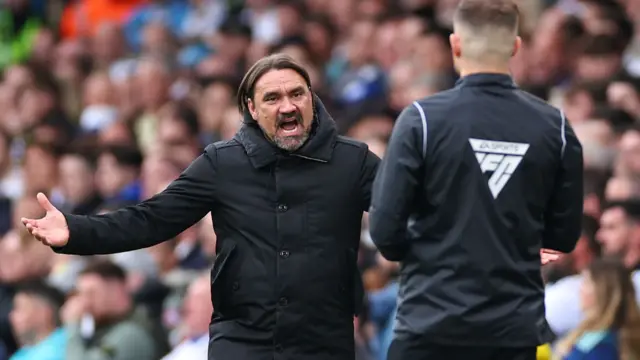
[1,0,640,359]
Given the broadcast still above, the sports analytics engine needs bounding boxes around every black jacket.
[369,74,583,348]
[55,96,380,360]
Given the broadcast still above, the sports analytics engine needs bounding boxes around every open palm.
[21,192,69,247]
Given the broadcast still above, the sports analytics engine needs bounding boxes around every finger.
[542,249,562,255]
[541,254,559,265]
[36,192,56,212]
[22,218,38,227]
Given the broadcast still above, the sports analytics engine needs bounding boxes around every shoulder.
[407,88,460,127]
[203,139,244,163]
[334,136,376,163]
[545,274,584,312]
[574,330,618,353]
[632,270,640,303]
[20,329,68,360]
[515,89,565,123]
[547,274,584,292]
[333,137,380,171]
[206,138,242,153]
[335,136,368,151]
[105,320,155,345]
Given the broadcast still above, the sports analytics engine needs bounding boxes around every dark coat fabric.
[370,74,583,351]
[54,96,380,360]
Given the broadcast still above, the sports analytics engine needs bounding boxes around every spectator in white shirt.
[546,200,640,341]
[162,274,212,360]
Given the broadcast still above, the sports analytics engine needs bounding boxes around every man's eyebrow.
[262,90,282,99]
[289,85,306,93]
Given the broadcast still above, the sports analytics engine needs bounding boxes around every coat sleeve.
[369,104,425,261]
[54,145,219,255]
[542,118,583,253]
[359,149,381,212]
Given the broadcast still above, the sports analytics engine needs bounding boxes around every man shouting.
[23,54,380,360]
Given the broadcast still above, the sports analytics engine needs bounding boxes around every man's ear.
[247,98,258,120]
[512,36,522,57]
[450,33,462,58]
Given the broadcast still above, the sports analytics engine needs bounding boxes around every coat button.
[279,250,290,258]
[275,344,283,353]
[278,297,288,306]
[232,282,239,291]
[277,204,288,212]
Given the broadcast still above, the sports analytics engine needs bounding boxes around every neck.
[20,326,55,347]
[458,60,511,78]
[104,295,132,323]
[115,297,132,316]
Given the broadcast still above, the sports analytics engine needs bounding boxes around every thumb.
[36,192,56,213]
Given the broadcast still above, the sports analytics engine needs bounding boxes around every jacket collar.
[235,94,337,168]
[455,73,516,89]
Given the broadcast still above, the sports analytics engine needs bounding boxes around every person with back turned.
[369,1,584,360]
[20,54,380,360]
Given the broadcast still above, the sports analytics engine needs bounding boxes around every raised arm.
[369,104,425,261]
[23,145,220,255]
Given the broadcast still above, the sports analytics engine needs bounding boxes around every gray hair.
[236,53,312,114]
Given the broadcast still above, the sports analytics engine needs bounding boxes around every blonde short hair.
[453,0,520,61]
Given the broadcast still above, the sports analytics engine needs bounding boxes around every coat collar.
[234,94,337,168]
[454,73,516,89]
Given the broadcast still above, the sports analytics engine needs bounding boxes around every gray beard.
[259,124,310,152]
[273,131,310,152]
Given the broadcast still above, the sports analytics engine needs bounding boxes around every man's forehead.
[602,207,628,222]
[254,69,307,94]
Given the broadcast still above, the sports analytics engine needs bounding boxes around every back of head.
[100,144,143,169]
[452,0,520,63]
[80,260,127,283]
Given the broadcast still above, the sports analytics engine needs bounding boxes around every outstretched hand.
[540,249,561,265]
[21,192,69,248]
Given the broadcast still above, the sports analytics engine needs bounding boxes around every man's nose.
[279,97,296,113]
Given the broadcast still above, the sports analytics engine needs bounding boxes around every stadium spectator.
[8,281,66,360]
[546,200,640,340]
[553,257,640,360]
[161,274,211,360]
[63,261,161,360]
[2,0,640,359]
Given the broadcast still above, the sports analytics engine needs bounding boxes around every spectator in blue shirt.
[124,0,189,52]
[9,281,66,360]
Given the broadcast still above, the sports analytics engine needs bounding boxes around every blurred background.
[0,0,640,359]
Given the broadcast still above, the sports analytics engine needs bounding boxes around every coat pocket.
[211,239,237,317]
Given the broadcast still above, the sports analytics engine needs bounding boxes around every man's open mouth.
[279,119,300,134]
